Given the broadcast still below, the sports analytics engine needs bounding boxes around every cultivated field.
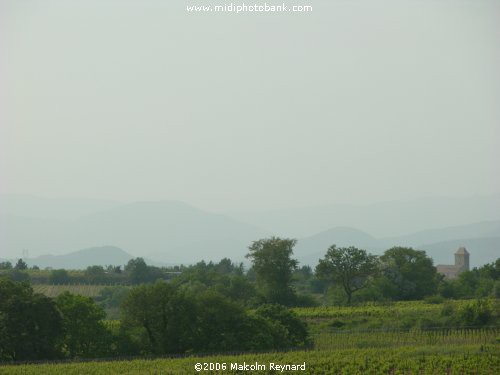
[1,326,498,374]
[1,343,498,374]
[3,299,497,374]
[32,284,110,298]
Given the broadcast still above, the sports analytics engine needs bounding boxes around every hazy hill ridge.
[23,246,134,269]
[0,199,268,263]
[295,221,500,267]
[1,195,499,268]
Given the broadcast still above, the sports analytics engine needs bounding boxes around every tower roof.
[455,247,469,255]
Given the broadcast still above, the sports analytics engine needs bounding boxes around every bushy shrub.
[455,299,494,327]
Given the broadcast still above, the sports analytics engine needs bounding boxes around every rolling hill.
[0,200,268,264]
[229,194,500,238]
[1,195,498,268]
[23,246,134,269]
[295,221,500,268]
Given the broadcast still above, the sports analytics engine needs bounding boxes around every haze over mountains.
[22,246,135,270]
[294,222,500,268]
[0,196,267,264]
[1,194,499,269]
[229,195,500,238]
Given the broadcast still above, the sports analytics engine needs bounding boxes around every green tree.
[125,258,161,284]
[191,290,250,352]
[246,237,299,305]
[50,269,71,284]
[121,281,196,354]
[56,292,111,357]
[316,245,378,304]
[14,258,28,270]
[438,259,500,299]
[121,281,308,355]
[253,304,309,348]
[98,286,130,310]
[8,269,30,282]
[0,261,12,270]
[85,265,106,283]
[379,247,439,300]
[0,279,63,361]
[454,299,496,327]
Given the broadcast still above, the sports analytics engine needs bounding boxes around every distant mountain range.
[0,194,499,268]
[229,194,500,238]
[23,246,134,269]
[0,198,268,263]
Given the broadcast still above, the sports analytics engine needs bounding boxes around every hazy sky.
[1,0,499,212]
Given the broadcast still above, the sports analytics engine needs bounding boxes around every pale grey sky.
[1,0,499,212]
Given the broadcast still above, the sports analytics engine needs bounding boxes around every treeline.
[1,238,499,305]
[0,276,309,362]
[1,236,499,362]
[0,258,184,285]
[312,245,500,304]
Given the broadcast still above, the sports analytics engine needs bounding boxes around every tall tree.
[379,247,438,300]
[316,245,378,304]
[14,258,28,270]
[125,258,161,284]
[121,281,197,354]
[0,261,12,270]
[50,269,70,284]
[246,237,299,305]
[0,279,63,361]
[56,292,111,357]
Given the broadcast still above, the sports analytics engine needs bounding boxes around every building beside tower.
[436,247,470,278]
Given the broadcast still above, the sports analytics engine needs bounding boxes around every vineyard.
[3,295,497,373]
[312,327,500,350]
[1,325,498,374]
[1,343,498,374]
[32,284,110,298]
[293,300,465,319]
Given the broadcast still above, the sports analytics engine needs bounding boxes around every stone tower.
[454,247,470,272]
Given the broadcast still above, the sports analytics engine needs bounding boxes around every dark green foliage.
[438,260,499,299]
[0,278,63,361]
[173,262,256,305]
[316,245,378,304]
[0,262,12,270]
[438,299,497,328]
[14,259,28,270]
[56,292,112,357]
[294,293,320,307]
[379,247,439,300]
[121,281,197,354]
[49,269,71,284]
[84,265,106,283]
[97,285,130,309]
[253,304,310,348]
[454,299,496,327]
[125,258,163,284]
[246,237,299,306]
[121,281,310,355]
[190,290,250,352]
[7,269,30,282]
